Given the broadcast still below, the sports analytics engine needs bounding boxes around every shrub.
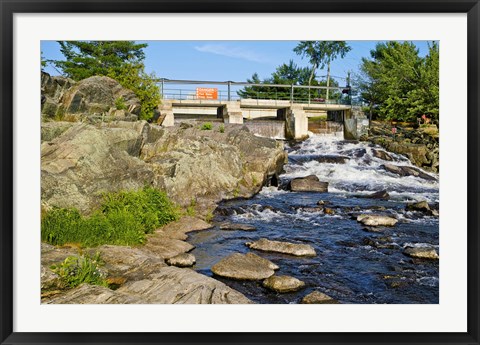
[218,124,225,133]
[42,186,179,247]
[51,253,109,288]
[115,97,127,110]
[200,122,212,130]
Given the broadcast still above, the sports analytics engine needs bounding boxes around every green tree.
[53,41,160,121]
[294,41,351,99]
[358,41,438,122]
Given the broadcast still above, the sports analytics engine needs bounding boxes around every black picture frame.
[1,1,479,344]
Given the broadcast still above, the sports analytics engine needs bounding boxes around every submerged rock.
[219,222,256,231]
[211,253,278,280]
[357,214,398,227]
[301,291,338,304]
[246,238,316,257]
[403,246,439,260]
[166,253,196,267]
[358,190,390,199]
[289,175,328,193]
[262,275,305,293]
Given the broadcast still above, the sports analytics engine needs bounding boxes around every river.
[188,133,439,304]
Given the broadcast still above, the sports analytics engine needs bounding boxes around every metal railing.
[157,78,352,106]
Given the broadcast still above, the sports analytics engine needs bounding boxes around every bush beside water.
[42,186,179,247]
[51,253,108,288]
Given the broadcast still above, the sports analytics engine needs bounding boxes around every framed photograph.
[1,1,479,344]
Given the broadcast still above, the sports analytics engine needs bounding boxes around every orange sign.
[196,87,218,100]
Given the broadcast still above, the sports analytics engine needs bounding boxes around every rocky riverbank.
[41,73,287,304]
[363,121,439,173]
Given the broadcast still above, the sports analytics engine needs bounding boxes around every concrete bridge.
[156,78,367,140]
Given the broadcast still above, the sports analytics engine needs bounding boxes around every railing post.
[160,79,165,100]
[290,84,294,104]
[228,81,231,101]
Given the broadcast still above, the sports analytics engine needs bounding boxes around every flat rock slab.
[86,245,167,281]
[45,283,145,304]
[357,190,389,199]
[290,175,328,193]
[406,200,430,212]
[262,275,305,293]
[301,291,338,304]
[166,253,196,267]
[157,216,213,240]
[144,237,194,259]
[357,214,398,227]
[219,222,256,231]
[246,238,316,257]
[382,163,437,181]
[118,266,252,304]
[372,149,393,161]
[404,246,439,260]
[211,252,278,280]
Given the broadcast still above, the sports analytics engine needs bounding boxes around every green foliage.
[237,59,342,102]
[53,41,161,121]
[357,41,439,122]
[42,186,179,247]
[294,41,351,86]
[200,122,212,130]
[218,124,225,133]
[115,97,127,110]
[51,253,109,288]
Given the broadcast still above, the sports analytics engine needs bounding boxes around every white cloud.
[194,44,268,63]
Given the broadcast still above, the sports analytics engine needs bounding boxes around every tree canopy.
[357,41,439,122]
[294,41,351,90]
[53,41,160,121]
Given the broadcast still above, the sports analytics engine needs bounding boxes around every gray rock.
[144,236,194,259]
[219,222,256,231]
[382,163,437,181]
[246,238,316,257]
[45,283,145,304]
[404,246,439,260]
[372,148,393,161]
[166,253,196,267]
[357,214,398,227]
[41,123,286,217]
[262,275,305,293]
[41,265,65,291]
[117,266,253,304]
[406,200,430,212]
[289,175,328,193]
[358,190,389,199]
[301,291,338,304]
[157,216,213,240]
[211,252,278,280]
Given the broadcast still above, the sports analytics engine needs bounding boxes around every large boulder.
[246,238,316,257]
[41,123,286,216]
[46,267,252,304]
[41,72,141,122]
[289,175,328,193]
[211,253,279,280]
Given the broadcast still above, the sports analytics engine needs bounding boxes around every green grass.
[51,253,109,288]
[42,186,179,247]
[200,122,212,130]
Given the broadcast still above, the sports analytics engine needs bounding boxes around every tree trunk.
[308,62,317,86]
[326,61,331,101]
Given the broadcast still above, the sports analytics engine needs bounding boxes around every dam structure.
[156,78,368,140]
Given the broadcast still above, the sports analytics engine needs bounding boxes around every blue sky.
[42,40,432,85]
